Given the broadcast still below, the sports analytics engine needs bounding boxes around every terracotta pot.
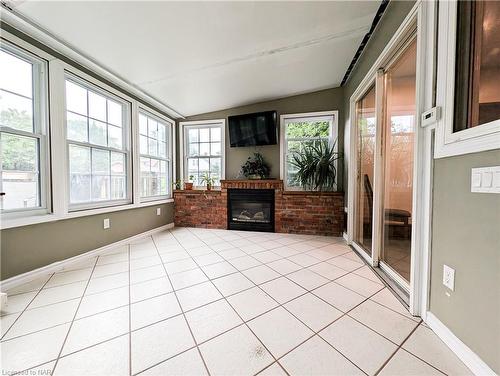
[184,182,193,190]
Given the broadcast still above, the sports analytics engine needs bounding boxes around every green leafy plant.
[173,179,182,190]
[290,140,342,191]
[200,173,216,190]
[241,152,270,179]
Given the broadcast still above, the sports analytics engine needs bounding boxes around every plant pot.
[206,184,212,191]
[248,174,262,180]
[184,182,193,190]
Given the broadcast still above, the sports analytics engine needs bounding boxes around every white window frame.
[279,111,338,191]
[179,119,226,187]
[0,31,176,230]
[434,0,500,158]
[64,72,133,212]
[0,35,51,219]
[137,106,174,202]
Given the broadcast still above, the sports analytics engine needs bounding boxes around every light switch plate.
[443,264,455,291]
[156,208,161,216]
[103,218,110,229]
[471,166,500,193]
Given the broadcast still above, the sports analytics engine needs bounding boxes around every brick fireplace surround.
[173,179,344,236]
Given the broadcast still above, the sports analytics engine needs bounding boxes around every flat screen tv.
[228,111,277,147]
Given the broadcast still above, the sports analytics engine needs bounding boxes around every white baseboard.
[425,312,497,376]
[1,223,174,292]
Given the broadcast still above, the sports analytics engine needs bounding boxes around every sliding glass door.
[352,36,417,292]
[380,39,417,284]
[354,86,376,256]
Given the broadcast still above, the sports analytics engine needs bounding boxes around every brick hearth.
[173,179,344,236]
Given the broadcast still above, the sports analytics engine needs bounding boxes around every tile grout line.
[149,235,212,376]
[0,272,56,341]
[4,228,425,375]
[372,321,447,376]
[186,228,373,375]
[188,227,410,375]
[1,234,412,347]
[50,256,99,375]
[170,228,290,376]
[148,230,453,375]
[202,237,370,375]
[373,323,421,376]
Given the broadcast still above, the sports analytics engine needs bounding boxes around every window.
[181,120,224,186]
[139,110,172,199]
[65,75,130,209]
[281,112,337,190]
[435,0,500,157]
[454,0,500,132]
[0,42,48,213]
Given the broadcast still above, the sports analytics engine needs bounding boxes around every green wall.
[1,203,174,280]
[178,87,344,183]
[430,151,500,373]
[342,0,416,195]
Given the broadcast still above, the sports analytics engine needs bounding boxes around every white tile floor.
[0,227,472,376]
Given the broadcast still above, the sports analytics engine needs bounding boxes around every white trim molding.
[425,312,497,376]
[434,0,500,158]
[0,6,184,119]
[0,223,174,291]
[178,119,226,186]
[279,110,339,191]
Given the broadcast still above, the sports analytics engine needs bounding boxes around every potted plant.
[241,152,270,179]
[184,175,194,190]
[200,173,216,191]
[290,140,342,191]
[173,179,182,190]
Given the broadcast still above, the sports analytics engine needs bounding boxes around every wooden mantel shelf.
[220,179,282,183]
[221,179,284,190]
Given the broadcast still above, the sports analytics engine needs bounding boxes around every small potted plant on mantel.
[241,152,270,179]
[200,173,216,191]
[173,179,182,190]
[184,175,194,190]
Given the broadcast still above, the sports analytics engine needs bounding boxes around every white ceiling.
[11,1,380,117]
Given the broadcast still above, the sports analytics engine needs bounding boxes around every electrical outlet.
[156,208,161,216]
[443,264,455,291]
[103,218,110,229]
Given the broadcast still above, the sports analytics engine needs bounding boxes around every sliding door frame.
[347,0,436,316]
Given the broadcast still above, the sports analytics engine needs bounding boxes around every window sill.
[1,198,174,230]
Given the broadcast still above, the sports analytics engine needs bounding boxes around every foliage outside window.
[184,124,222,186]
[139,111,171,198]
[65,77,129,207]
[454,0,500,132]
[283,115,334,189]
[0,46,46,212]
